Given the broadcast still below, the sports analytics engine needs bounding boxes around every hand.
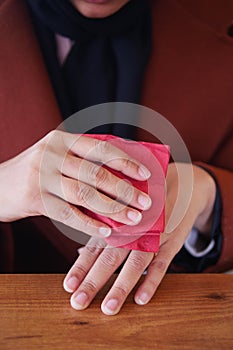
[63,163,216,315]
[0,130,152,238]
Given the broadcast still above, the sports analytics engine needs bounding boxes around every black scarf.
[27,0,152,137]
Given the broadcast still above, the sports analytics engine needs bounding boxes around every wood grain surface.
[0,274,233,350]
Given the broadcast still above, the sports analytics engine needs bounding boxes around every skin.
[0,0,217,316]
[70,0,130,18]
[0,130,152,236]
[61,0,217,315]
[63,163,216,315]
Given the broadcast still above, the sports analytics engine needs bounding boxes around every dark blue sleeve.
[171,174,223,273]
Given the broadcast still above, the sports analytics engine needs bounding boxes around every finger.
[63,237,106,293]
[70,246,129,311]
[134,204,197,305]
[52,176,143,226]
[41,193,112,238]
[62,155,152,211]
[134,241,177,306]
[64,135,151,181]
[101,250,154,315]
[77,246,85,255]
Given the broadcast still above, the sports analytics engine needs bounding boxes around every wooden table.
[0,274,233,350]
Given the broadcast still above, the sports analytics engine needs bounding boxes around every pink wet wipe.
[83,134,170,252]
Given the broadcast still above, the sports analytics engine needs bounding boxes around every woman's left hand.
[63,163,217,315]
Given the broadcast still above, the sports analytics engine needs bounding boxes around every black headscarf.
[27,0,152,136]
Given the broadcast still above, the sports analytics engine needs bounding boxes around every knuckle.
[33,141,46,159]
[89,165,108,187]
[121,158,133,170]
[76,184,93,205]
[63,179,77,200]
[80,216,93,230]
[79,216,101,234]
[46,129,59,142]
[46,129,57,139]
[82,279,98,293]
[60,205,75,223]
[128,254,147,272]
[85,244,102,256]
[62,154,74,173]
[73,264,88,277]
[114,284,129,298]
[108,201,123,216]
[45,130,66,150]
[151,258,168,274]
[98,140,112,154]
[100,249,122,268]
[121,182,134,203]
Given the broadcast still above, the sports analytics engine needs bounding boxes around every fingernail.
[102,299,119,315]
[71,292,88,310]
[127,210,142,225]
[99,227,112,237]
[136,292,149,305]
[138,166,151,179]
[138,194,152,210]
[64,276,79,293]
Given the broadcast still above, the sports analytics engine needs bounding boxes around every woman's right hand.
[0,130,152,238]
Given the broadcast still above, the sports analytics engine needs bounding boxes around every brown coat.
[0,0,232,272]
